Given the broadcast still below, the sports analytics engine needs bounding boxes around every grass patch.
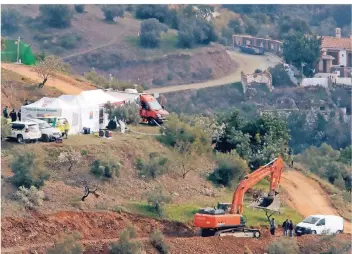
[164,204,199,223]
[124,198,302,226]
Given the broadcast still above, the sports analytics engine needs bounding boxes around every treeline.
[135,5,218,49]
[222,4,351,39]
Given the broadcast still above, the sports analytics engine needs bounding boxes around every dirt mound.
[83,234,351,254]
[69,44,236,88]
[1,211,194,249]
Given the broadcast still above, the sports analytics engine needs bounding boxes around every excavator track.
[216,228,261,238]
[201,228,261,238]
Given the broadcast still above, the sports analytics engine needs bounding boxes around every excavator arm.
[230,156,284,214]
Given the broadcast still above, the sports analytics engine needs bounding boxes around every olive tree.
[33,55,65,88]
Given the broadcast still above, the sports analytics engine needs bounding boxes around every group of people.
[269,218,294,237]
[3,100,30,123]
[3,106,21,122]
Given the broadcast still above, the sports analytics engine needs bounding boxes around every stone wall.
[241,70,273,93]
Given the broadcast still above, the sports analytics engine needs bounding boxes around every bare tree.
[33,55,65,88]
[174,142,198,179]
[57,147,82,172]
[81,180,100,201]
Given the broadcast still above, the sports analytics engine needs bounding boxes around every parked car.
[295,215,344,236]
[8,121,42,143]
[37,116,68,136]
[29,119,61,142]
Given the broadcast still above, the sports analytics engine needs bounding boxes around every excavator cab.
[217,202,232,213]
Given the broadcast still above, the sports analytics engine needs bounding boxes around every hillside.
[1,55,351,254]
[2,5,236,88]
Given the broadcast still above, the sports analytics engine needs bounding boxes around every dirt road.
[1,63,94,95]
[146,50,282,94]
[281,170,352,233]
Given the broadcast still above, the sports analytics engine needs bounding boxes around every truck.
[295,215,344,236]
[139,94,169,125]
[239,45,265,55]
[194,157,284,238]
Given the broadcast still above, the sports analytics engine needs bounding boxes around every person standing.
[270,218,276,236]
[3,106,9,118]
[282,219,289,236]
[64,120,70,139]
[24,99,29,106]
[288,220,294,237]
[17,109,21,121]
[9,109,17,122]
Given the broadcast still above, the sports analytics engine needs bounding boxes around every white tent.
[21,97,81,134]
[21,90,127,135]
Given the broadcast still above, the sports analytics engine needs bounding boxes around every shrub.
[218,37,227,46]
[267,238,299,254]
[158,114,210,154]
[177,27,196,48]
[268,64,294,87]
[208,151,250,187]
[107,102,140,125]
[57,147,82,172]
[228,18,244,34]
[1,9,22,34]
[135,153,169,179]
[11,152,50,188]
[16,186,44,209]
[58,34,82,49]
[90,159,120,179]
[110,227,143,254]
[39,5,73,28]
[177,18,217,48]
[74,4,85,13]
[101,5,124,22]
[150,230,169,254]
[145,188,172,217]
[140,18,168,48]
[135,5,169,23]
[47,232,83,254]
[1,116,11,141]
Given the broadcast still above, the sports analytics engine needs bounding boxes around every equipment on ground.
[139,94,169,125]
[194,157,284,238]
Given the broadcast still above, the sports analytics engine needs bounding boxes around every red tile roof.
[321,36,352,50]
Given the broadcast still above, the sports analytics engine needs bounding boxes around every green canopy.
[1,39,37,65]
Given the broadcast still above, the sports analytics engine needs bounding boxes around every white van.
[295,215,344,236]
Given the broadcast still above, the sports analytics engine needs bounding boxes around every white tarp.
[78,89,124,106]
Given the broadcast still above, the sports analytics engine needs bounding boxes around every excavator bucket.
[250,194,281,212]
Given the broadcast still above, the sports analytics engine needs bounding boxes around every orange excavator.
[194,156,284,238]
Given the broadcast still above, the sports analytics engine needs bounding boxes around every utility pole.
[16,36,20,63]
